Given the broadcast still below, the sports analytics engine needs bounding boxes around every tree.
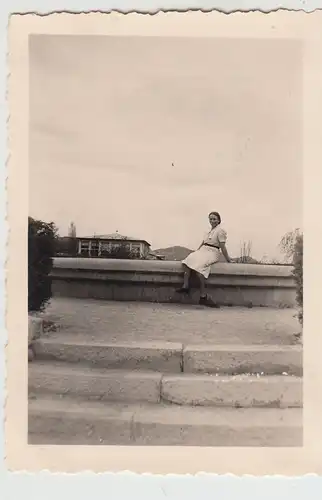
[67,221,78,256]
[279,228,301,263]
[28,217,58,312]
[55,236,70,256]
[279,228,303,332]
[292,232,303,327]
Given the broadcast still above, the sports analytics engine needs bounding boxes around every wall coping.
[53,257,294,279]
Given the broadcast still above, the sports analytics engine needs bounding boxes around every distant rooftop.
[79,232,151,245]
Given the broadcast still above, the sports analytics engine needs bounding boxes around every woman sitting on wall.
[176,211,232,307]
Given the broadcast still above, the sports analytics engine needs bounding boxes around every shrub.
[28,217,57,312]
[279,228,303,329]
[279,228,301,263]
[292,232,303,326]
[100,245,143,260]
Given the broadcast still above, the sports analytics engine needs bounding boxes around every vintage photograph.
[26,30,303,448]
[6,6,322,475]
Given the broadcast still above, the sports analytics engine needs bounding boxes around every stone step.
[29,361,162,404]
[184,344,302,376]
[33,337,302,375]
[33,338,183,373]
[162,373,302,408]
[29,361,302,408]
[28,394,303,446]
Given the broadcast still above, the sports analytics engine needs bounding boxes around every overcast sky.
[29,35,302,260]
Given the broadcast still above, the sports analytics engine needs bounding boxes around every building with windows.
[76,232,151,259]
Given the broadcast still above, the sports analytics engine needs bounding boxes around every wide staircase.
[28,301,303,447]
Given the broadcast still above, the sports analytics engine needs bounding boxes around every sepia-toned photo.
[27,31,304,448]
[6,11,322,475]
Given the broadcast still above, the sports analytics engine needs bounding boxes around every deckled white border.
[5,9,322,475]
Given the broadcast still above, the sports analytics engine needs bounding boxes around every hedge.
[28,217,57,312]
[292,232,303,326]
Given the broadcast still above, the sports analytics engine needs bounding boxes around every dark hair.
[208,211,221,224]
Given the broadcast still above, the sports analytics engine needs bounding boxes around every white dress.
[182,226,227,279]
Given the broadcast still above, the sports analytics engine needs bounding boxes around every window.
[91,240,99,257]
[79,241,90,257]
[131,243,141,258]
[101,242,111,251]
[111,243,121,251]
[100,241,112,257]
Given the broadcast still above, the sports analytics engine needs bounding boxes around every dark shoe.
[199,295,220,308]
[175,287,190,294]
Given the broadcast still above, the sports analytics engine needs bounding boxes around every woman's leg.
[182,264,191,289]
[196,272,206,298]
[176,264,191,292]
[196,271,220,308]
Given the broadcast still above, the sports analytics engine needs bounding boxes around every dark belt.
[203,243,220,249]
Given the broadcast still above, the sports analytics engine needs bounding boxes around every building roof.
[78,232,151,246]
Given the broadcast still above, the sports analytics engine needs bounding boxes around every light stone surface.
[51,258,296,307]
[34,338,183,373]
[53,257,294,278]
[28,395,303,447]
[29,361,302,409]
[28,396,134,445]
[29,361,162,404]
[183,344,303,376]
[161,374,302,408]
[28,297,302,447]
[42,297,299,345]
[34,337,302,375]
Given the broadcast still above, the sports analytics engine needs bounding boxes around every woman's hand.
[219,242,231,263]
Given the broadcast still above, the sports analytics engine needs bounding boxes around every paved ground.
[40,297,300,345]
[28,395,303,447]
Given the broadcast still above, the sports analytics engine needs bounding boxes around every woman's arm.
[219,242,231,263]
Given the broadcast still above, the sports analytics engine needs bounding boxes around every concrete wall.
[51,258,296,308]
